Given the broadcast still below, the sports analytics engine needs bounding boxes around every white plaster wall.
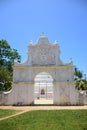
[53,82,79,105]
[5,83,34,105]
[0,92,8,105]
[13,68,33,82]
[55,67,74,82]
[0,35,86,106]
[12,65,77,105]
[28,43,60,66]
[84,95,87,105]
[69,86,79,105]
[13,66,74,83]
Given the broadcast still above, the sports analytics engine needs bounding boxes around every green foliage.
[75,80,87,90]
[0,39,21,72]
[0,68,12,91]
[74,68,83,80]
[0,39,21,91]
[0,110,87,130]
[74,68,87,90]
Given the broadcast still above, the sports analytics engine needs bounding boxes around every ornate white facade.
[0,34,86,105]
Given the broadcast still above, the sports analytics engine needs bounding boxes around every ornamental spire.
[41,32,45,37]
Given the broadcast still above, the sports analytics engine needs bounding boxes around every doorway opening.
[34,72,53,105]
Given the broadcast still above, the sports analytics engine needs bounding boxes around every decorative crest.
[41,32,45,37]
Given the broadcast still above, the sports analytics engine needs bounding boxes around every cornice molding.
[13,65,74,69]
[13,81,75,86]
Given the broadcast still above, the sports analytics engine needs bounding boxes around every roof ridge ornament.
[30,40,33,44]
[41,32,45,37]
[54,40,58,44]
[29,40,33,45]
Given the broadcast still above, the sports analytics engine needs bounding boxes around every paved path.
[0,110,28,121]
[0,105,87,110]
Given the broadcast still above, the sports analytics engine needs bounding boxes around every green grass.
[0,110,87,130]
[0,109,21,118]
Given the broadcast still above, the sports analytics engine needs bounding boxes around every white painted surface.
[0,35,86,105]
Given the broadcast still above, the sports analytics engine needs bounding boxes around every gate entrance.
[2,34,76,106]
[34,72,53,105]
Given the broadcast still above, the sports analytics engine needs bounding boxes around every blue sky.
[0,0,87,76]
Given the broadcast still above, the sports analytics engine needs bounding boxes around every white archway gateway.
[0,33,86,105]
[34,72,53,104]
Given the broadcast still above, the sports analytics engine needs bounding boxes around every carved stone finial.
[41,32,45,37]
[30,40,33,45]
[29,40,33,46]
[54,40,58,44]
[70,57,73,62]
[69,57,73,65]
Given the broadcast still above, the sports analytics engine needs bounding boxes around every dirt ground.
[0,105,87,111]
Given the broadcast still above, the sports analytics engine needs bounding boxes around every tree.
[74,68,87,90]
[0,39,21,91]
[0,68,12,91]
[74,68,83,80]
[0,40,21,72]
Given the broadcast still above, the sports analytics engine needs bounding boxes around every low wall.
[0,89,87,106]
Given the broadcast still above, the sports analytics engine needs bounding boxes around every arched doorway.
[34,72,53,105]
